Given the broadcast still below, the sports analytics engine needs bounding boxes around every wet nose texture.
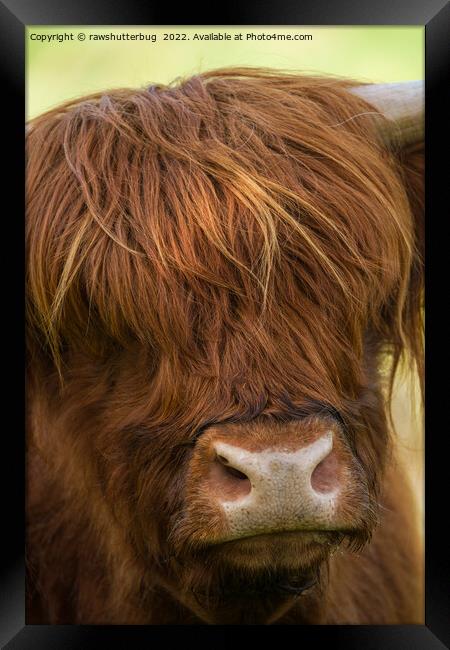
[209,432,340,539]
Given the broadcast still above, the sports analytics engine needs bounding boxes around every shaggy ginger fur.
[26,68,424,624]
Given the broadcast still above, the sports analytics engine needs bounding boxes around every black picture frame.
[2,0,448,646]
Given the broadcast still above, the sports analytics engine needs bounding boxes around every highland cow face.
[26,70,423,624]
[72,346,386,619]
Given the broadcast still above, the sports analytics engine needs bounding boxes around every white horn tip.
[351,80,424,148]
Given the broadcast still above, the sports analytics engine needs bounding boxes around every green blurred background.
[26,25,424,533]
[26,26,423,120]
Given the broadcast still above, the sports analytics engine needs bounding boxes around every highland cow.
[26,68,424,625]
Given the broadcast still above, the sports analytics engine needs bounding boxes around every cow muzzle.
[210,432,338,539]
[182,418,369,547]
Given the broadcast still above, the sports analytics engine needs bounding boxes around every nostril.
[209,453,252,502]
[216,455,249,481]
[310,451,339,494]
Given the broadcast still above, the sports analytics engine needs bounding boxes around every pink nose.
[208,432,341,539]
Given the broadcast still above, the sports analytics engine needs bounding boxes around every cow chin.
[201,529,351,571]
[160,526,373,624]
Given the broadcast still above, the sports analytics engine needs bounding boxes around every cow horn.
[350,80,424,149]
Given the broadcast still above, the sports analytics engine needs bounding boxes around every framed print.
[1,0,448,646]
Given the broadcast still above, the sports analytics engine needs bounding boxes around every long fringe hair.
[26,67,424,426]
